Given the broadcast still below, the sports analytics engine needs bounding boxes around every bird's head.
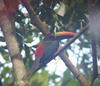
[44,33,56,41]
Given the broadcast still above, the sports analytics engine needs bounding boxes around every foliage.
[30,69,49,86]
[61,70,79,86]
[0,0,100,86]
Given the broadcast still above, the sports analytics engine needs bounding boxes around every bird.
[35,31,76,66]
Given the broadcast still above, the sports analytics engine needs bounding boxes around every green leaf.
[23,44,33,68]
[1,51,9,61]
[30,69,49,86]
[67,80,79,86]
[26,35,33,43]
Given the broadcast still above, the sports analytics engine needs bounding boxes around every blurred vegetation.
[0,0,100,86]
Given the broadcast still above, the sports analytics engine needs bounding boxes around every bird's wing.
[40,40,59,64]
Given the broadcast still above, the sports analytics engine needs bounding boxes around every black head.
[44,33,56,41]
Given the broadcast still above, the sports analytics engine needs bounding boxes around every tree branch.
[0,0,28,86]
[24,24,89,81]
[54,24,89,56]
[20,1,90,85]
[59,51,90,86]
[21,0,50,35]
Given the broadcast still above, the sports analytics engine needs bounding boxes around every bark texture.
[0,0,28,86]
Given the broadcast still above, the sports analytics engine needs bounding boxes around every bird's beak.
[55,31,76,40]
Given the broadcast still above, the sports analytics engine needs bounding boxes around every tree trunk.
[0,0,29,86]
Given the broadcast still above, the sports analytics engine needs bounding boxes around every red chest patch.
[35,42,44,58]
